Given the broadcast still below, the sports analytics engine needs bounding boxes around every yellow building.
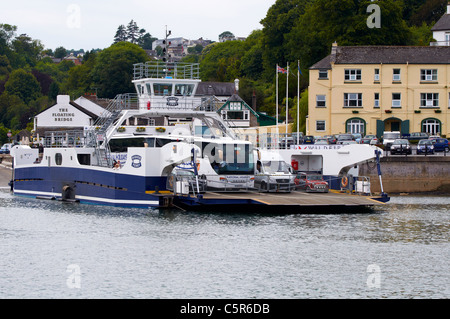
[308,43,450,138]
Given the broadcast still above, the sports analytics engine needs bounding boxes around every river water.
[0,188,448,299]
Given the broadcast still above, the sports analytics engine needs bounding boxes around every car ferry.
[10,61,389,210]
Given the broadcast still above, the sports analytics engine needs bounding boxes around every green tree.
[114,25,127,43]
[200,41,245,81]
[91,42,148,98]
[285,0,412,69]
[54,46,67,59]
[4,69,41,104]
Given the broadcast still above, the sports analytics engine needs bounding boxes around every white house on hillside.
[431,2,450,46]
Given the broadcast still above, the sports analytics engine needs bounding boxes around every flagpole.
[297,60,300,145]
[286,63,289,148]
[276,64,279,148]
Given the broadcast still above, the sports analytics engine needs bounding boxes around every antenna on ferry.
[163,26,172,65]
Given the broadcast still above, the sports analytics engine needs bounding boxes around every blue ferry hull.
[13,166,167,208]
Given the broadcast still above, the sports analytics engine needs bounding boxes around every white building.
[33,95,99,142]
[431,2,450,46]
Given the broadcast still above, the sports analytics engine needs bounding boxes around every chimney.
[331,41,338,63]
[447,2,450,14]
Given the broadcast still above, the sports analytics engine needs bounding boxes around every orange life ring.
[341,176,349,188]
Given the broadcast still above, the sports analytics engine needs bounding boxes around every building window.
[318,70,328,79]
[422,118,441,135]
[346,118,365,135]
[316,95,326,108]
[316,120,326,131]
[374,93,380,108]
[229,102,242,110]
[393,69,401,82]
[374,69,380,81]
[392,93,401,108]
[345,69,361,81]
[420,93,439,107]
[344,93,362,107]
[421,69,437,82]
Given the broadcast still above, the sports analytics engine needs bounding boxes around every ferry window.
[77,154,91,165]
[146,83,151,95]
[55,153,63,165]
[153,83,172,96]
[175,84,194,96]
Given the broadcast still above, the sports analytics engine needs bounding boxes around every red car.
[294,173,329,193]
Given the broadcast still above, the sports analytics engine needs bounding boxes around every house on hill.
[431,2,450,46]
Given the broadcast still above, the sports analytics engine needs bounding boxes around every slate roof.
[431,13,450,31]
[310,46,450,69]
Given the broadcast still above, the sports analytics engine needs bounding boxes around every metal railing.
[133,62,200,80]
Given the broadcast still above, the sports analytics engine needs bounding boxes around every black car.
[390,139,412,155]
[303,135,315,144]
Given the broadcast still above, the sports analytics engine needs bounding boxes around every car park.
[430,138,449,153]
[416,139,434,155]
[294,172,329,193]
[390,139,412,155]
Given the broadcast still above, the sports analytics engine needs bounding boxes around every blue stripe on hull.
[13,166,167,208]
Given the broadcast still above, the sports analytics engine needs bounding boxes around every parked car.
[390,139,412,155]
[279,136,294,149]
[416,139,434,155]
[255,153,295,192]
[406,132,429,143]
[314,138,329,145]
[294,173,329,193]
[324,135,337,144]
[291,132,304,144]
[337,133,354,144]
[0,143,12,154]
[430,138,449,153]
[303,135,315,144]
[363,134,379,145]
[352,133,362,143]
[360,137,372,144]
[382,131,401,150]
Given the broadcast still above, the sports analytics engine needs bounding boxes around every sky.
[0,0,276,51]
